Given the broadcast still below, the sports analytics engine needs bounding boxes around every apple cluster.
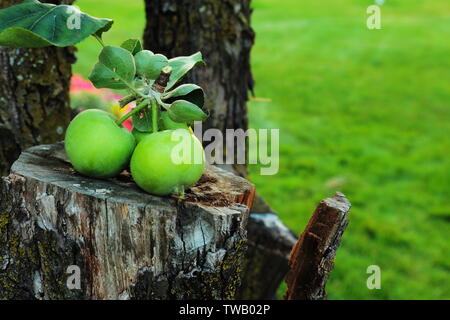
[0,1,208,197]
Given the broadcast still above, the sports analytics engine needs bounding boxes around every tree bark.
[285,192,351,300]
[0,143,254,299]
[143,0,255,176]
[0,0,75,177]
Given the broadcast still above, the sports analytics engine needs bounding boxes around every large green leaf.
[0,0,113,48]
[166,52,205,91]
[162,84,205,108]
[88,45,136,89]
[167,100,208,123]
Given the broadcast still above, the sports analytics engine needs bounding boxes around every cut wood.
[285,192,351,300]
[0,143,255,300]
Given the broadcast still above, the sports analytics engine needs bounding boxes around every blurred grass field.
[73,0,450,299]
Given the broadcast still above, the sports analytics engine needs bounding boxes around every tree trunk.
[143,0,255,176]
[0,0,75,177]
[0,143,254,299]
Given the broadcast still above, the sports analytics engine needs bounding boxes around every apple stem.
[116,99,149,126]
[151,98,159,132]
[152,66,172,93]
[119,94,137,108]
[174,185,185,199]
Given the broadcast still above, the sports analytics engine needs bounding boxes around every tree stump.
[0,143,255,300]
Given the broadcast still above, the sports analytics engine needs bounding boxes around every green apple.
[65,109,136,178]
[130,130,205,196]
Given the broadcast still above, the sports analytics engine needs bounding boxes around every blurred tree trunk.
[143,0,255,176]
[0,0,75,177]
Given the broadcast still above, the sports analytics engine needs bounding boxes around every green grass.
[73,0,450,299]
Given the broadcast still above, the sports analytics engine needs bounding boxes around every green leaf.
[135,51,168,80]
[0,0,113,48]
[167,100,208,123]
[166,52,205,91]
[121,39,143,55]
[89,45,136,90]
[162,84,205,108]
[160,112,190,130]
[132,107,153,132]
